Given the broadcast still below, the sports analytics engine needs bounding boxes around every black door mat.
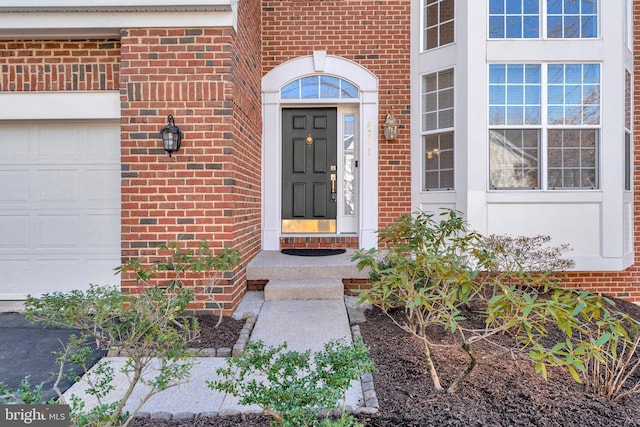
[280,248,347,257]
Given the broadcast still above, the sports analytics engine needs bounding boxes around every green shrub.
[353,209,628,394]
[208,339,375,426]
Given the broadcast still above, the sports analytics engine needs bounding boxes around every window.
[625,69,632,191]
[547,0,597,38]
[281,76,358,100]
[488,0,598,39]
[422,69,454,190]
[489,0,540,38]
[423,0,454,50]
[489,63,600,190]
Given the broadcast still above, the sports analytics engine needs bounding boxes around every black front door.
[282,108,337,233]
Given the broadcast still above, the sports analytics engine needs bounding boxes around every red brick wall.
[0,40,119,91]
[262,0,413,230]
[119,18,262,313]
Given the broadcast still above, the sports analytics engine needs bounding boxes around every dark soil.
[131,297,640,427]
[189,314,245,349]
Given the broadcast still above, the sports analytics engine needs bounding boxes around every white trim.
[0,0,237,39]
[0,92,120,120]
[262,54,379,250]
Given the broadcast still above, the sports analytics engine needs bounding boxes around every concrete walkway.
[62,292,372,419]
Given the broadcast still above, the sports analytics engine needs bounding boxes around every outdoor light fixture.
[159,114,183,157]
[383,110,399,141]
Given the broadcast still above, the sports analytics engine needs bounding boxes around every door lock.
[330,173,337,202]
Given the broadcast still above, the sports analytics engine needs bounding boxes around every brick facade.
[0,40,120,91]
[120,0,262,313]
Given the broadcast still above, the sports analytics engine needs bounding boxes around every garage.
[0,120,121,300]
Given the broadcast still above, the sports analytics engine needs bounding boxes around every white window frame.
[487,0,600,40]
[422,0,455,52]
[421,67,455,191]
[488,62,601,191]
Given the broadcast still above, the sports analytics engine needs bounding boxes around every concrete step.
[264,279,344,301]
[246,250,369,281]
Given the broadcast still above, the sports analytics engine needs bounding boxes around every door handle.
[330,173,337,202]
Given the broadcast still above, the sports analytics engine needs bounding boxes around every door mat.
[280,248,347,257]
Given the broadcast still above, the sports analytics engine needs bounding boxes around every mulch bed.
[131,297,640,427]
[188,314,245,349]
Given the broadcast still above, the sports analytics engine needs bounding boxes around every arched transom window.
[281,75,359,99]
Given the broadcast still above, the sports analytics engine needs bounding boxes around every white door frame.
[261,52,379,250]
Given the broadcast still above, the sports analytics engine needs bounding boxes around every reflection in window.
[489,0,539,39]
[422,68,454,190]
[489,63,600,190]
[547,0,597,38]
[281,76,359,99]
[424,132,454,190]
[343,115,356,216]
[490,130,540,189]
[547,64,600,125]
[547,129,597,189]
[423,0,455,51]
[489,64,541,126]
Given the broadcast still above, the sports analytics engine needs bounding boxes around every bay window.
[489,63,600,190]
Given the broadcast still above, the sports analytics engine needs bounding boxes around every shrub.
[353,210,622,394]
[208,339,375,426]
[25,285,198,427]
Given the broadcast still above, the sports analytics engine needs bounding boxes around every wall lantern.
[159,114,183,157]
[383,110,399,141]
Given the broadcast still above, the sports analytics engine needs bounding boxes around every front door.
[282,108,337,233]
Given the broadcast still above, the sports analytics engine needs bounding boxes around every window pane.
[547,129,598,189]
[422,68,454,131]
[341,80,358,98]
[490,16,505,38]
[301,76,319,98]
[625,132,631,190]
[489,129,540,189]
[281,76,358,99]
[490,63,540,126]
[320,76,340,98]
[546,64,599,125]
[490,0,505,14]
[281,81,300,99]
[506,16,523,38]
[440,21,455,45]
[547,0,598,38]
[423,131,455,190]
[424,0,455,50]
[523,16,540,38]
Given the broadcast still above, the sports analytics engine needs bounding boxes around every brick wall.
[120,8,262,313]
[262,0,413,230]
[0,40,120,91]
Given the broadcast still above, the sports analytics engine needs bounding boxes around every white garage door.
[0,121,121,299]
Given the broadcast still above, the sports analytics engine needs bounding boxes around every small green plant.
[208,339,375,427]
[26,285,199,427]
[0,376,50,404]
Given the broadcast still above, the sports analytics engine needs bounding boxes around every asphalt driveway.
[0,312,103,403]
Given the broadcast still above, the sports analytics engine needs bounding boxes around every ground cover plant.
[208,338,375,427]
